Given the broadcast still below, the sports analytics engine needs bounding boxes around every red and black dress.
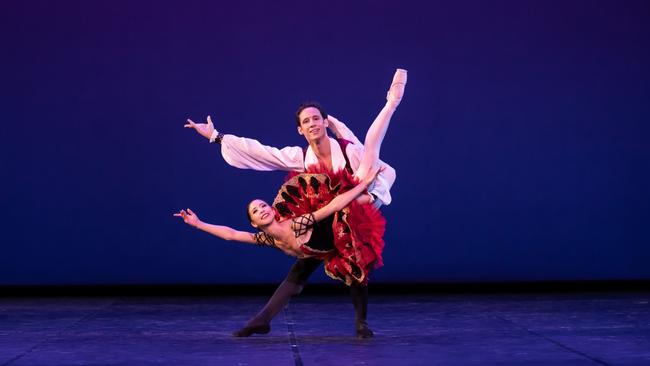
[269,168,386,286]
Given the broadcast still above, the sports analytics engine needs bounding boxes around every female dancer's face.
[247,199,275,228]
[297,107,328,142]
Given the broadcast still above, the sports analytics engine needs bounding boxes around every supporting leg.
[350,283,373,338]
[232,258,322,337]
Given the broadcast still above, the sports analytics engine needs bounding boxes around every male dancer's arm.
[217,115,364,172]
[219,134,304,172]
[185,116,304,171]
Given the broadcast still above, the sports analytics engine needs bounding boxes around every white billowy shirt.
[219,116,396,205]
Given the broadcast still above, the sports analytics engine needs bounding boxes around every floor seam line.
[283,303,304,366]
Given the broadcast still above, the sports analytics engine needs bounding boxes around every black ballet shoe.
[232,323,271,337]
[355,321,374,339]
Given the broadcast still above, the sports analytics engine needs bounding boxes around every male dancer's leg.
[232,258,322,337]
[350,283,372,338]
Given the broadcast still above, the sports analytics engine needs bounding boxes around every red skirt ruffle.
[272,166,385,285]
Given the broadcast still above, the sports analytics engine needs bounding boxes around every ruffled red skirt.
[272,167,385,285]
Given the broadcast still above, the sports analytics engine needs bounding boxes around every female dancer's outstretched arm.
[174,208,258,244]
[310,166,383,223]
[354,69,407,181]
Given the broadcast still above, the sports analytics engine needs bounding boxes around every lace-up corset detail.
[253,231,276,246]
[291,213,316,237]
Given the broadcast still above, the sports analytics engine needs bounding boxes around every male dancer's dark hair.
[295,101,328,126]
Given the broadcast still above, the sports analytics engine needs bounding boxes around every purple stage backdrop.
[2,1,649,285]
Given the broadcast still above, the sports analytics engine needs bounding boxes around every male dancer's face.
[297,107,328,143]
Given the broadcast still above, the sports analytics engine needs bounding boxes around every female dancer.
[176,166,381,277]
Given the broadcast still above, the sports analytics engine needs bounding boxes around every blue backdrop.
[2,1,649,285]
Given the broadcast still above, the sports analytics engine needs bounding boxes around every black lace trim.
[291,213,316,237]
[254,231,276,246]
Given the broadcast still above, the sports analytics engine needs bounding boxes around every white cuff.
[209,129,220,143]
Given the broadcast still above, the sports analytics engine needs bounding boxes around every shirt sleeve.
[345,143,396,206]
[220,134,305,171]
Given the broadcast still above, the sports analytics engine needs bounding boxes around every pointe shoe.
[355,320,374,339]
[386,68,407,108]
[232,323,271,337]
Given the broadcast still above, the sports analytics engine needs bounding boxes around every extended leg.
[350,283,373,338]
[232,258,322,337]
[355,69,407,180]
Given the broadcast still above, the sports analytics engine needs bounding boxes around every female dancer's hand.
[327,119,343,139]
[362,165,385,188]
[174,208,201,228]
[184,115,215,140]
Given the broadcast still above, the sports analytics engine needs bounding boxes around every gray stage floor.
[1,292,649,365]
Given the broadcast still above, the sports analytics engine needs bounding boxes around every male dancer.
[185,69,406,338]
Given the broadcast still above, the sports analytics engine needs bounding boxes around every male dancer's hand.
[185,115,215,140]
